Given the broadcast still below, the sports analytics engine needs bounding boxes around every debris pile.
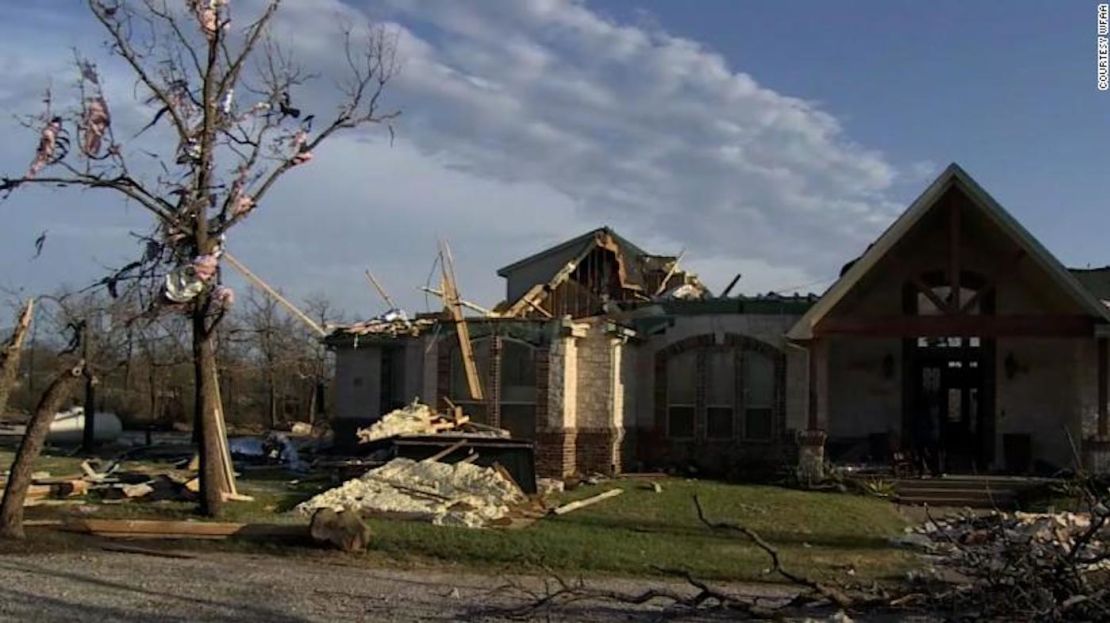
[296,457,525,528]
[897,508,1110,620]
[903,510,1110,565]
[355,400,498,444]
[332,311,436,339]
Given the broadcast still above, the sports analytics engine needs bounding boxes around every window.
[666,351,696,438]
[706,350,735,438]
[499,340,537,439]
[743,349,775,440]
[661,337,782,442]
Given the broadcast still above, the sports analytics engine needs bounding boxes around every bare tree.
[0,1,398,516]
[301,294,341,425]
[0,300,35,419]
[244,287,297,429]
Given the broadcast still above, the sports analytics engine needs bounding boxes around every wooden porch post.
[807,339,819,430]
[1099,337,1108,439]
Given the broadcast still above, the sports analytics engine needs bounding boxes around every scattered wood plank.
[551,488,623,516]
[64,519,247,539]
[100,544,197,560]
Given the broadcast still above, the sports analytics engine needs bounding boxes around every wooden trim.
[815,314,1096,337]
[808,340,818,430]
[949,199,961,311]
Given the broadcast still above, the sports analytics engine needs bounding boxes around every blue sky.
[613,0,1109,267]
[0,1,1106,319]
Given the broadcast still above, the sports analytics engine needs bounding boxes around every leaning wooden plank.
[422,439,468,463]
[551,488,623,516]
[440,240,483,400]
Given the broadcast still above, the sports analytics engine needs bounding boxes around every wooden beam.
[814,314,1096,338]
[439,240,483,401]
[911,276,950,314]
[420,286,494,316]
[364,269,397,310]
[719,273,742,299]
[959,249,1026,314]
[1100,338,1108,438]
[652,249,686,297]
[223,252,326,337]
[949,200,961,311]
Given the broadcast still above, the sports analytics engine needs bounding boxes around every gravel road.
[0,549,798,622]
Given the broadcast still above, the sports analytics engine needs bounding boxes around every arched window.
[658,335,783,442]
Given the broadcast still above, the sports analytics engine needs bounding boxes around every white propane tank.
[47,407,123,444]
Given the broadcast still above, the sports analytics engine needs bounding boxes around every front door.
[908,337,991,473]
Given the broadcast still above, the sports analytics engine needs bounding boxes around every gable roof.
[787,163,1110,340]
[496,227,653,277]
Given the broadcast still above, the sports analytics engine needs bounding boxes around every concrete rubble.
[296,457,525,528]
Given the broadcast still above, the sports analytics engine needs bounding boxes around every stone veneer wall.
[535,330,578,477]
[574,321,625,475]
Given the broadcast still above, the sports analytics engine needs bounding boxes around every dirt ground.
[0,549,805,622]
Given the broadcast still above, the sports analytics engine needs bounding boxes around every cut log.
[551,488,623,516]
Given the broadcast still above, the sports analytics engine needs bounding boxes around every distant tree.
[0,1,398,516]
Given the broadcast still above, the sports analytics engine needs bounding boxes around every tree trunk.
[0,299,34,419]
[0,360,84,539]
[81,329,96,453]
[268,369,277,430]
[193,308,229,517]
[81,373,96,452]
[307,380,317,426]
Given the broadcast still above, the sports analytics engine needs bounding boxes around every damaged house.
[328,164,1110,478]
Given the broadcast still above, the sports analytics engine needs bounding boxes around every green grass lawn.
[359,478,914,583]
[0,447,915,583]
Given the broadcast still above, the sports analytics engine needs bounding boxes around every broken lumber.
[224,251,326,337]
[439,240,483,400]
[551,488,623,516]
[423,439,468,463]
[365,268,398,310]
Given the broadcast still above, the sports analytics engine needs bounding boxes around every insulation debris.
[355,400,469,444]
[296,457,525,528]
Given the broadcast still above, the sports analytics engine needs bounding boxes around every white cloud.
[0,0,909,317]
